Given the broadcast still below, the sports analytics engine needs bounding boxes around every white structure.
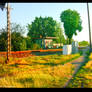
[72,41,79,54]
[53,43,63,47]
[63,45,72,55]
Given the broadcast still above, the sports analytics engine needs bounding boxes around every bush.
[0,23,27,51]
[24,36,32,50]
[79,41,89,47]
[11,32,27,51]
[79,51,83,55]
[86,50,90,56]
[31,43,41,50]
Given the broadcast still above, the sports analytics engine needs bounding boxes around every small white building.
[32,37,58,49]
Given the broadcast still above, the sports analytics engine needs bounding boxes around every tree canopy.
[79,41,89,47]
[27,16,66,45]
[60,9,82,44]
[53,22,66,44]
[0,23,26,51]
[27,16,60,38]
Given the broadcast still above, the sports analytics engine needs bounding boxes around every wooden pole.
[6,3,11,63]
[87,2,92,52]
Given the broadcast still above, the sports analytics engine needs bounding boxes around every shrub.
[79,51,83,55]
[11,32,27,51]
[31,43,41,50]
[79,41,89,47]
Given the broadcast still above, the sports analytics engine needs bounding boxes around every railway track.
[0,49,63,58]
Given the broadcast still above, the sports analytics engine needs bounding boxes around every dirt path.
[63,47,89,88]
[63,55,85,88]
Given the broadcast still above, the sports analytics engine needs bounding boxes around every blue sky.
[0,3,92,42]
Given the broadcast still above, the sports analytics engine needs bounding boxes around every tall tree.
[11,32,26,51]
[27,16,59,39]
[27,16,66,45]
[24,36,32,50]
[53,22,66,44]
[60,9,82,44]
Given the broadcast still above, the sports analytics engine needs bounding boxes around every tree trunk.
[69,38,71,44]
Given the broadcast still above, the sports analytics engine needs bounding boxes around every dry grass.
[0,53,80,88]
[67,53,92,88]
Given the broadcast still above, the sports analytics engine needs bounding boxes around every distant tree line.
[79,41,89,47]
[0,17,66,51]
[0,9,83,51]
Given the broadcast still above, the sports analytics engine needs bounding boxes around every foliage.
[79,51,83,55]
[0,23,27,51]
[0,31,7,51]
[31,43,41,50]
[64,38,74,45]
[24,36,32,50]
[11,32,27,51]
[79,41,89,47]
[27,16,57,38]
[60,9,82,44]
[11,23,25,36]
[27,16,66,46]
[52,22,66,44]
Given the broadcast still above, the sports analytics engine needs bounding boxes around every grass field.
[0,53,80,88]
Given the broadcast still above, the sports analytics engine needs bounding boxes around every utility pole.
[6,3,11,63]
[0,3,12,63]
[60,30,62,48]
[87,2,92,52]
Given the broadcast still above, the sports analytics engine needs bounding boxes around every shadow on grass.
[27,56,81,67]
[9,64,19,67]
[8,55,81,68]
[18,78,33,84]
[34,62,59,66]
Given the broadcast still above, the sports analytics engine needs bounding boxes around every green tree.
[0,23,27,51]
[79,41,89,47]
[11,32,26,51]
[53,22,66,45]
[11,23,25,35]
[60,9,82,44]
[0,31,7,51]
[27,16,60,39]
[24,36,32,50]
[27,16,66,47]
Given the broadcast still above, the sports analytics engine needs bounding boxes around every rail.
[0,49,63,58]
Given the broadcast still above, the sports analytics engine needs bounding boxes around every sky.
[0,3,92,42]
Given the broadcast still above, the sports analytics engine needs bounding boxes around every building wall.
[35,38,62,49]
[44,39,53,48]
[53,43,63,47]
